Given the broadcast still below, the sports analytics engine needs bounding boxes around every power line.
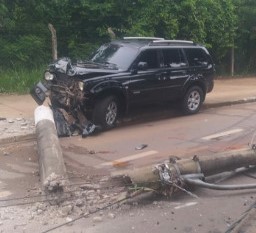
[0,179,127,208]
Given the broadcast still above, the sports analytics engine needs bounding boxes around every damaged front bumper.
[30,80,101,137]
[30,81,49,105]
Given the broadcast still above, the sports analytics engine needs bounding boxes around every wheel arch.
[183,81,206,102]
[93,88,127,117]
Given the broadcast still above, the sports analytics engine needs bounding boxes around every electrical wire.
[183,177,256,190]
[206,166,256,184]
[0,194,76,208]
[0,176,94,203]
[225,201,256,233]
[0,179,127,208]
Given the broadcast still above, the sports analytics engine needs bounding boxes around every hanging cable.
[183,176,256,190]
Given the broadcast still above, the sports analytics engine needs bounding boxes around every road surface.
[1,102,256,233]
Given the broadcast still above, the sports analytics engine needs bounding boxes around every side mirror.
[131,61,148,75]
[137,61,148,70]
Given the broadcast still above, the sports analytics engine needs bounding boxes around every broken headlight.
[44,71,55,81]
[78,81,84,91]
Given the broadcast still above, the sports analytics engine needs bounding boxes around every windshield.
[89,43,138,70]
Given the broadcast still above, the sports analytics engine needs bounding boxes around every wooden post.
[48,23,58,60]
[107,27,116,40]
[231,46,234,76]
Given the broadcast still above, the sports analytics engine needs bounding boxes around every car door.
[127,49,167,105]
[184,48,215,89]
[161,48,189,100]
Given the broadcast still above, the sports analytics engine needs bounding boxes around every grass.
[0,66,46,94]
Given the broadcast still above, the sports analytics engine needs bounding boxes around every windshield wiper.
[102,61,118,69]
[76,60,118,70]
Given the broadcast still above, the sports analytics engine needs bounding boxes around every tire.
[92,96,119,129]
[181,86,204,115]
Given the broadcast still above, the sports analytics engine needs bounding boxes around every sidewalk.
[206,77,256,107]
[0,77,256,143]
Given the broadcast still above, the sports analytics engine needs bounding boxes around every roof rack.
[150,40,195,46]
[123,37,164,40]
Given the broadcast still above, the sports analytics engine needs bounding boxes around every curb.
[0,133,36,145]
[1,96,256,145]
[204,96,256,109]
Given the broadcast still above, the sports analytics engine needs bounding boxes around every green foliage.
[0,35,50,67]
[124,0,179,38]
[0,0,255,93]
[0,66,45,94]
[125,0,236,64]
[67,41,100,60]
[235,0,256,73]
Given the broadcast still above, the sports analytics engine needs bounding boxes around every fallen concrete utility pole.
[112,148,256,192]
[35,105,67,192]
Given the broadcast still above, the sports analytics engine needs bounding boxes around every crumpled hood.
[48,57,119,77]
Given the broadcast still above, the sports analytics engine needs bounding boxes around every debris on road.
[52,107,102,138]
[135,144,148,150]
[0,176,130,233]
[0,117,35,144]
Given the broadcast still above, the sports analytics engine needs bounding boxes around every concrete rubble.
[0,177,130,232]
[0,117,35,143]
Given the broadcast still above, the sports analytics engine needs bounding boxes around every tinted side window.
[138,50,159,69]
[162,49,186,68]
[184,48,208,67]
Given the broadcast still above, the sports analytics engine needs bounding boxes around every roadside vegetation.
[0,0,255,93]
[0,66,45,94]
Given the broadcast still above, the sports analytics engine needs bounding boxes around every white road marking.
[95,150,158,168]
[174,202,198,210]
[202,128,244,140]
[0,191,12,198]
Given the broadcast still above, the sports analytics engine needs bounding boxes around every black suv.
[31,37,215,131]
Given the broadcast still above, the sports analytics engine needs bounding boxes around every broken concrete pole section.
[112,148,256,191]
[34,105,67,192]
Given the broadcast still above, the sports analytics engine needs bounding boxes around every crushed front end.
[30,58,101,137]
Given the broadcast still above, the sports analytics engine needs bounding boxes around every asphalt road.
[61,102,256,172]
[60,102,256,233]
[2,102,256,232]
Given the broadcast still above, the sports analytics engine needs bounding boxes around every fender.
[182,74,207,96]
[90,80,126,94]
[89,80,129,114]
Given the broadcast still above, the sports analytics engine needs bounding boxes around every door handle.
[171,70,186,75]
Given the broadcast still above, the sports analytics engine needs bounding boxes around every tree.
[125,0,236,71]
[0,0,241,74]
[235,0,256,73]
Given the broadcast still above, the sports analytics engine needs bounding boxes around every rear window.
[184,48,209,67]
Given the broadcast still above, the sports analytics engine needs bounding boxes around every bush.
[0,35,51,68]
[0,66,46,94]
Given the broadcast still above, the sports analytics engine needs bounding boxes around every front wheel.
[181,86,204,115]
[92,96,119,129]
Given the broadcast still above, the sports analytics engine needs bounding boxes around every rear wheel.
[92,96,119,129]
[181,86,204,115]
